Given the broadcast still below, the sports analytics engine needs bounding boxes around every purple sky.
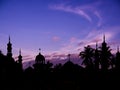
[0,0,120,63]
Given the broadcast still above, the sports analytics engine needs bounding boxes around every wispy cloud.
[49,4,92,22]
[14,26,120,64]
[13,48,36,62]
[14,55,34,62]
[94,11,102,27]
[45,52,67,61]
[49,2,103,27]
[45,52,81,65]
[57,26,120,55]
[20,26,120,66]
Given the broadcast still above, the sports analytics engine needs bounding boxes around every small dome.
[35,53,45,63]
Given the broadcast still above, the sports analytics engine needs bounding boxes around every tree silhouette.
[45,61,53,72]
[79,45,94,69]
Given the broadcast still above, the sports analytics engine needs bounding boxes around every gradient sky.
[0,0,120,63]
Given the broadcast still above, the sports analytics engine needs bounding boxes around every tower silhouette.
[100,35,112,70]
[68,54,71,61]
[16,49,23,71]
[7,36,12,57]
[94,42,100,70]
[102,34,107,46]
[115,46,120,69]
[18,49,22,64]
[117,46,119,53]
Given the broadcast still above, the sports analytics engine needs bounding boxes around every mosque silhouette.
[0,35,120,90]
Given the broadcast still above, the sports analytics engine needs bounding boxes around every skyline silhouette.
[0,35,120,89]
[1,35,120,69]
[0,1,120,89]
[0,35,120,68]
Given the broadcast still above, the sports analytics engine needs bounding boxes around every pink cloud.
[75,28,117,52]
[14,55,34,62]
[55,27,117,56]
[70,37,77,43]
[108,42,118,46]
[52,36,60,42]
[22,26,120,67]
[13,47,36,63]
[91,38,102,43]
[16,26,120,65]
[44,52,81,65]
[78,41,85,46]
[46,52,67,60]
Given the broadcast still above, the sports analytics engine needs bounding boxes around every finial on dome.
[39,48,41,54]
[68,54,71,61]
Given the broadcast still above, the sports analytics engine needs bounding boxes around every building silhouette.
[100,35,112,71]
[35,48,45,64]
[16,49,23,71]
[94,42,100,70]
[7,36,12,57]
[0,35,120,90]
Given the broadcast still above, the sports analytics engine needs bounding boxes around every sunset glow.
[0,0,120,63]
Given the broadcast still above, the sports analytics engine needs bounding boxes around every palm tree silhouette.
[79,45,94,69]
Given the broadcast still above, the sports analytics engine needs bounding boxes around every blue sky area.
[0,0,120,62]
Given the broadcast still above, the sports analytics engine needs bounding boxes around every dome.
[35,53,45,64]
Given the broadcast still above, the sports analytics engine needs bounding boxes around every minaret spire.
[39,48,41,54]
[94,42,99,70]
[19,48,21,55]
[102,34,107,47]
[96,42,98,49]
[17,48,23,69]
[7,36,12,57]
[117,46,119,52]
[9,35,10,43]
[68,54,71,61]
[103,34,105,43]
[18,48,22,64]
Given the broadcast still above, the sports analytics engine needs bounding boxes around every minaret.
[103,34,105,43]
[95,42,98,53]
[116,46,120,60]
[102,34,107,47]
[18,49,22,64]
[94,42,99,70]
[96,42,98,49]
[68,54,71,61]
[7,36,12,57]
[101,34,110,70]
[117,46,119,53]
